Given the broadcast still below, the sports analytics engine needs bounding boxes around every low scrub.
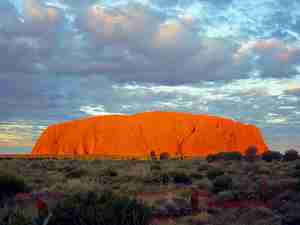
[197,178,213,191]
[206,168,225,180]
[190,173,203,180]
[244,146,258,162]
[65,168,87,179]
[261,151,283,162]
[0,208,32,225]
[150,164,161,171]
[215,190,235,203]
[206,151,242,162]
[49,191,152,225]
[170,172,192,185]
[213,175,233,193]
[284,149,299,162]
[0,172,29,199]
[103,168,118,177]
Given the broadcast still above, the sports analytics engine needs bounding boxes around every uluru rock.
[32,112,268,158]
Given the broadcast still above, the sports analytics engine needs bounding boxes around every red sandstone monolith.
[32,112,268,158]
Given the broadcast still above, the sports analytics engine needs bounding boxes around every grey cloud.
[285,88,300,96]
[1,0,300,84]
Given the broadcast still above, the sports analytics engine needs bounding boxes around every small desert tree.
[160,152,170,160]
[261,150,283,162]
[244,145,258,162]
[284,149,299,161]
[0,172,29,200]
[150,150,157,160]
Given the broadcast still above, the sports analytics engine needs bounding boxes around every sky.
[1,0,300,153]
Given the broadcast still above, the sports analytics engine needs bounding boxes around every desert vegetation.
[1,150,300,225]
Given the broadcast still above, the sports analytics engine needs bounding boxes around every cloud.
[0,0,66,73]
[285,87,300,96]
[235,39,300,78]
[80,105,125,116]
[0,121,34,147]
[1,1,300,84]
[79,4,161,46]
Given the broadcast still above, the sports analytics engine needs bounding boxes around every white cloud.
[80,105,125,116]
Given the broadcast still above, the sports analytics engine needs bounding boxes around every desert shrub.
[66,168,87,178]
[103,168,118,177]
[0,172,29,199]
[266,179,298,197]
[170,172,192,185]
[295,162,300,170]
[273,192,300,225]
[150,164,161,171]
[284,149,299,161]
[261,151,283,162]
[159,152,170,160]
[150,151,157,160]
[292,169,300,178]
[0,208,32,225]
[222,151,243,161]
[160,173,170,184]
[215,190,235,203]
[197,163,210,172]
[244,145,258,162]
[144,171,164,184]
[256,165,272,175]
[190,173,203,180]
[213,175,233,193]
[236,207,280,225]
[49,191,152,225]
[206,168,225,180]
[187,212,211,225]
[206,154,217,162]
[197,178,213,191]
[207,152,243,162]
[295,179,300,192]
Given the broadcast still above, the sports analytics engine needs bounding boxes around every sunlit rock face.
[32,112,268,157]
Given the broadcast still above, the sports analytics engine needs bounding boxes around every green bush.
[261,151,283,162]
[49,191,152,225]
[213,175,233,193]
[206,168,225,180]
[0,172,29,199]
[284,149,299,161]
